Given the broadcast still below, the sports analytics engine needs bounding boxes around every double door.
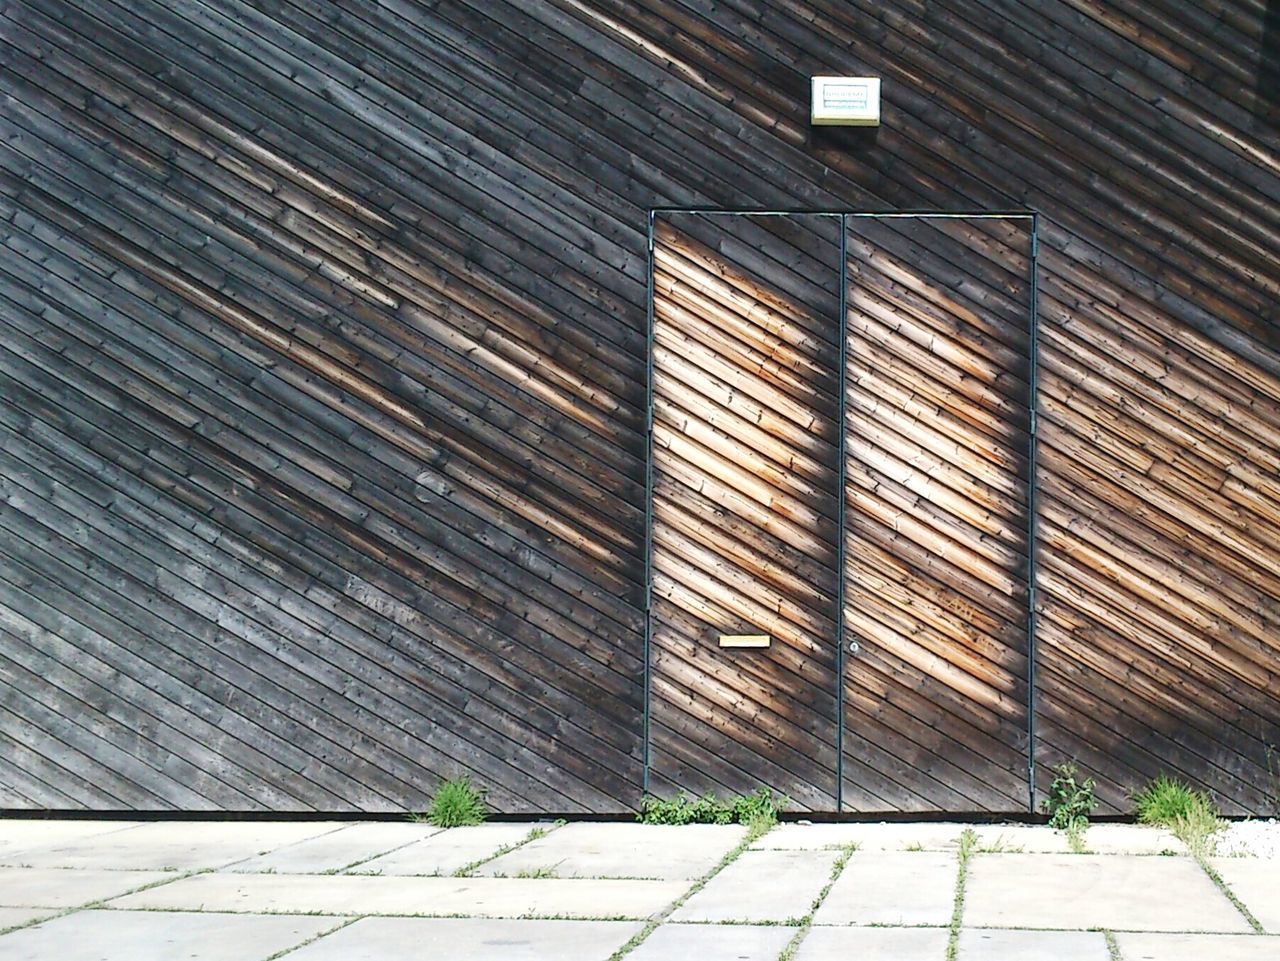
[645,211,1035,811]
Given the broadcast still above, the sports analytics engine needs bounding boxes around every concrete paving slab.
[0,867,174,907]
[957,928,1110,960]
[972,824,1184,855]
[351,823,545,876]
[226,822,442,874]
[753,822,1082,853]
[671,848,840,923]
[108,871,687,919]
[627,922,796,960]
[1207,857,1280,932]
[793,925,949,960]
[0,821,141,863]
[0,907,57,929]
[812,851,955,926]
[752,822,968,851]
[284,917,643,961]
[0,909,341,961]
[965,854,1251,931]
[9,821,342,870]
[1115,932,1280,960]
[970,825,1073,854]
[1078,824,1186,855]
[478,823,744,879]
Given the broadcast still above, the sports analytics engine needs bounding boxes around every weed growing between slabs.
[1103,930,1122,961]
[945,828,978,961]
[512,866,559,879]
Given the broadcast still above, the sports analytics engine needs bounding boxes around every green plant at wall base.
[1041,762,1097,832]
[638,792,733,825]
[637,788,787,827]
[1132,775,1224,858]
[1133,776,1205,825]
[425,775,487,827]
[731,787,787,830]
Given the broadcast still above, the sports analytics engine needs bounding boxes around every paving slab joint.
[319,829,445,876]
[262,916,363,960]
[608,819,777,960]
[1197,857,1265,933]
[454,821,566,878]
[0,866,209,940]
[945,828,979,961]
[776,841,858,961]
[220,824,355,875]
[1103,929,1124,961]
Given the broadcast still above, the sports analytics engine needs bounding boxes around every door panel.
[649,212,842,809]
[841,216,1033,811]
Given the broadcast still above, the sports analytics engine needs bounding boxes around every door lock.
[847,638,860,655]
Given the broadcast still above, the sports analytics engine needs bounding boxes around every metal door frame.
[642,208,1040,811]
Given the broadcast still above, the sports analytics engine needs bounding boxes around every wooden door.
[646,212,1034,813]
[840,215,1034,811]
[647,212,843,810]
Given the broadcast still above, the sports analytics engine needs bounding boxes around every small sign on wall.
[719,634,771,648]
[811,77,880,126]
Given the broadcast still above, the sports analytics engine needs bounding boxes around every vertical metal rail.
[835,215,849,812]
[1026,214,1041,813]
[642,209,656,797]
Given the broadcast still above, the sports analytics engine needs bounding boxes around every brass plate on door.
[718,634,770,648]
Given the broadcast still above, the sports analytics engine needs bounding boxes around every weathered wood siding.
[0,0,1276,813]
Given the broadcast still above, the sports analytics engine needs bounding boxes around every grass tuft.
[423,775,487,828]
[1133,776,1205,825]
[1132,776,1224,858]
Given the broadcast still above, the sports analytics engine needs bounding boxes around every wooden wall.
[0,0,1276,814]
